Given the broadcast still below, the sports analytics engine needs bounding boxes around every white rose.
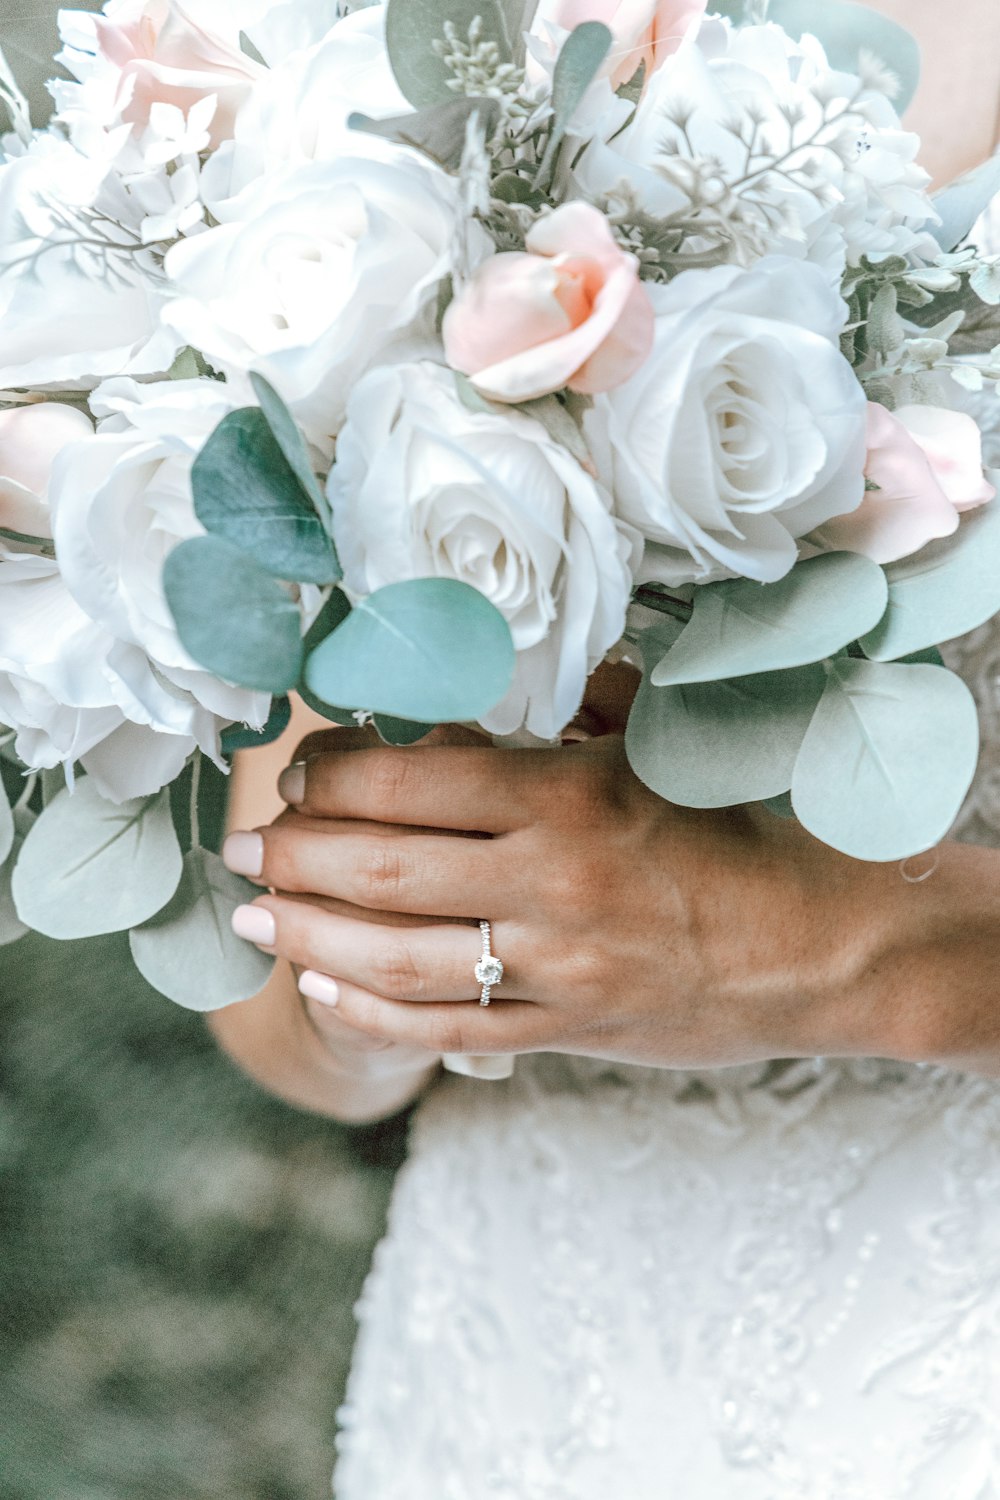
[330,360,640,739]
[586,257,867,585]
[0,403,95,539]
[37,377,271,796]
[200,6,407,220]
[575,18,937,275]
[0,138,179,389]
[163,152,471,446]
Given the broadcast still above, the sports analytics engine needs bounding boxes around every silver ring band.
[475,919,504,1006]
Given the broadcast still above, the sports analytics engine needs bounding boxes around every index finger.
[278,745,540,832]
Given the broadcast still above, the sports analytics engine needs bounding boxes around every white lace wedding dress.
[333,211,1000,1500]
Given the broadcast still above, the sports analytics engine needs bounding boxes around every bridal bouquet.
[2,0,999,1012]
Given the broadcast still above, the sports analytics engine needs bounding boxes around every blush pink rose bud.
[96,0,262,147]
[0,403,94,540]
[442,202,655,404]
[815,403,995,565]
[553,0,707,88]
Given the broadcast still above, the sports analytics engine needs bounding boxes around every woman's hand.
[223,733,1000,1074]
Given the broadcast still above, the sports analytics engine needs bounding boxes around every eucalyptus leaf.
[130,848,275,1012]
[220,696,292,756]
[0,807,33,947]
[386,0,515,108]
[165,536,305,694]
[534,22,613,185]
[248,373,333,533]
[374,715,436,746]
[0,776,13,864]
[12,780,183,940]
[930,154,1000,252]
[762,791,796,820]
[305,579,515,723]
[625,664,825,809]
[859,500,1000,662]
[296,589,358,725]
[711,0,919,111]
[349,97,502,169]
[191,408,337,585]
[652,553,888,687]
[791,659,979,860]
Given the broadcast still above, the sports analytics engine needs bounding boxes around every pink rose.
[0,403,94,540]
[553,0,707,88]
[95,0,262,147]
[442,202,655,404]
[815,403,995,565]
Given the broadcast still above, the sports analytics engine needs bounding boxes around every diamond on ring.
[476,920,503,1006]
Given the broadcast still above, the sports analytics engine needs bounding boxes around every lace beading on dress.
[334,205,1000,1500]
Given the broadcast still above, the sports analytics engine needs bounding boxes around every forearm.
[207,961,440,1124]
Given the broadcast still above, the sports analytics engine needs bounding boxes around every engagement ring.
[475,921,504,1006]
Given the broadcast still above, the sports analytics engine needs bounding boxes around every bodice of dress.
[334,204,1000,1500]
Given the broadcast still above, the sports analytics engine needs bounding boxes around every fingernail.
[278,762,307,805]
[223,831,264,879]
[232,905,276,947]
[299,970,339,1008]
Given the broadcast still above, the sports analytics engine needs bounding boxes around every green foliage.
[651,553,888,687]
[164,536,305,694]
[626,662,825,808]
[792,659,979,860]
[305,578,515,723]
[130,848,275,1011]
[859,501,1000,662]
[931,155,1000,253]
[220,696,292,756]
[0,774,13,865]
[12,780,183,941]
[349,97,503,169]
[534,22,613,186]
[191,408,338,586]
[386,0,522,108]
[374,715,436,746]
[248,373,334,534]
[295,590,358,725]
[0,806,32,947]
[712,0,919,111]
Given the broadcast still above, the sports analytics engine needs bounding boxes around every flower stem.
[189,750,202,852]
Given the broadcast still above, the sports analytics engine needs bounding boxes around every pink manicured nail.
[299,971,340,1008]
[222,831,264,879]
[278,762,306,805]
[232,905,276,947]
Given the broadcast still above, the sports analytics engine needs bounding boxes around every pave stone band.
[475,920,504,1006]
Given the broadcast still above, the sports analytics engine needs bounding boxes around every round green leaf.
[130,848,275,1012]
[374,714,436,746]
[305,579,515,724]
[791,659,979,860]
[12,780,183,940]
[248,373,335,539]
[652,553,888,687]
[164,535,304,694]
[625,664,826,809]
[0,807,34,948]
[859,501,1000,663]
[192,407,338,585]
[220,696,292,756]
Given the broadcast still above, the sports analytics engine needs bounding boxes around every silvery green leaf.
[652,553,888,687]
[130,849,274,1012]
[931,155,1000,253]
[970,259,1000,307]
[625,664,825,809]
[791,659,978,860]
[711,0,919,110]
[12,780,183,940]
[859,500,1000,662]
[386,0,515,108]
[374,715,436,746]
[0,807,33,947]
[761,792,796,820]
[0,776,13,865]
[305,578,515,723]
[191,407,338,585]
[164,536,305,694]
[220,696,292,756]
[248,373,334,535]
[534,22,613,185]
[349,97,502,169]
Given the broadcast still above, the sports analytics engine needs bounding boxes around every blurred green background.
[0,11,403,1496]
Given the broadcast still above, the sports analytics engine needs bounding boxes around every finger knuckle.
[359,840,409,906]
[372,938,424,1000]
[366,750,418,813]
